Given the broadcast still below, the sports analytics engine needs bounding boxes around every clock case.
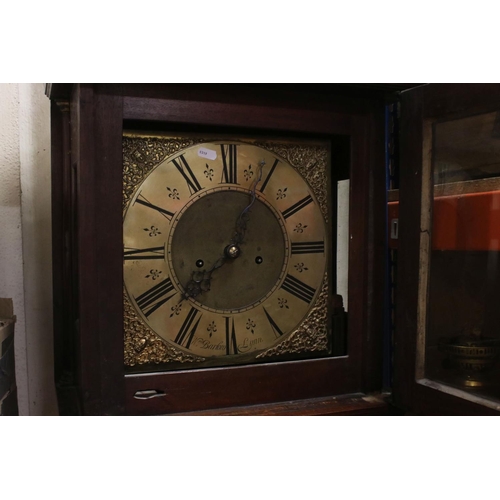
[48,84,387,416]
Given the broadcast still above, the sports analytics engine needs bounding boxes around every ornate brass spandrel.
[256,273,329,358]
[123,135,205,211]
[124,290,205,366]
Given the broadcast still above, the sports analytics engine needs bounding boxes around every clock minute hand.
[230,159,265,247]
[181,159,265,301]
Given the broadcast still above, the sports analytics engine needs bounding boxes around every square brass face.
[122,132,332,371]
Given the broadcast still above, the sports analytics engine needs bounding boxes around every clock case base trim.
[171,392,390,416]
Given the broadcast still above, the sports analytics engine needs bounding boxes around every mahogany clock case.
[48,84,387,415]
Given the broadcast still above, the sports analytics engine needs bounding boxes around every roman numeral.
[220,144,238,184]
[258,158,280,194]
[291,241,325,255]
[135,193,175,221]
[224,317,239,355]
[135,277,176,318]
[281,194,313,220]
[263,307,285,339]
[124,246,165,260]
[281,274,316,304]
[171,155,203,195]
[174,306,202,349]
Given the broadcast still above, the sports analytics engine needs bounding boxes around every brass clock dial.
[123,138,329,368]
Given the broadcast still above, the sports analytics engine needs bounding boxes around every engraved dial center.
[169,189,287,312]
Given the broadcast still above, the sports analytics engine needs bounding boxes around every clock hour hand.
[181,159,265,301]
[181,255,226,301]
[180,240,241,301]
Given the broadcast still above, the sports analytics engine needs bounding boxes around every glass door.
[423,111,500,404]
[394,84,500,415]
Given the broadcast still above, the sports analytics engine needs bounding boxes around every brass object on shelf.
[440,332,500,387]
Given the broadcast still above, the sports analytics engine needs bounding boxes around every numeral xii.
[220,144,238,184]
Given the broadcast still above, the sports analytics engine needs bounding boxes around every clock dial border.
[123,133,331,370]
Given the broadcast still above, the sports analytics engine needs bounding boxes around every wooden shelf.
[389,178,500,251]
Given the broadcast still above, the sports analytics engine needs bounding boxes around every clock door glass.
[123,135,338,371]
[421,111,500,404]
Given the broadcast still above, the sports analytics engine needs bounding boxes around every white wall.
[0,83,57,415]
[337,179,349,311]
[0,83,28,414]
